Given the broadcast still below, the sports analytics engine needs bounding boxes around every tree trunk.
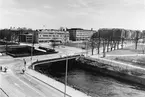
[103,40,106,57]
[121,38,124,49]
[98,39,100,54]
[111,41,113,51]
[107,39,109,52]
[117,41,119,49]
[92,47,94,55]
[114,41,116,50]
[135,32,139,49]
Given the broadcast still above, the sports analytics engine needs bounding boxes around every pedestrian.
[23,59,26,65]
[4,67,7,72]
[22,68,25,74]
[23,59,26,70]
[0,66,2,71]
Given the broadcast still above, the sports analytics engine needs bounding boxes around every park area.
[105,44,145,69]
[106,44,145,55]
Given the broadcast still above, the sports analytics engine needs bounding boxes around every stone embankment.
[77,56,145,86]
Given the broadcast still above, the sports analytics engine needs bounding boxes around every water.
[35,60,145,97]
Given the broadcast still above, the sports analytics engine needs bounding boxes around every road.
[0,57,72,97]
[0,46,91,97]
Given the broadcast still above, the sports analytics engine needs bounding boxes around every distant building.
[0,29,38,43]
[67,28,96,41]
[19,31,38,43]
[37,29,69,43]
[19,34,33,43]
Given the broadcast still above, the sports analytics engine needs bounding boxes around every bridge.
[31,55,81,69]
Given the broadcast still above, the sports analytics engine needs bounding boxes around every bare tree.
[135,31,139,49]
[103,39,106,57]
[90,39,95,55]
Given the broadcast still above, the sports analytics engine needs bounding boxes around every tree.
[135,31,139,49]
[102,39,107,57]
[90,38,96,55]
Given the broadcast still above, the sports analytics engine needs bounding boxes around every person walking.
[22,68,25,74]
[4,67,7,72]
[0,66,2,71]
[23,59,26,70]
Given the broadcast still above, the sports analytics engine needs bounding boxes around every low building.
[68,28,96,41]
[37,29,69,43]
[19,31,38,43]
[19,34,33,43]
[0,28,38,43]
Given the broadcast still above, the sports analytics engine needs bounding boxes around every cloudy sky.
[0,0,145,30]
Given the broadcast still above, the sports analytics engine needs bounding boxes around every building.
[19,34,33,43]
[19,30,38,43]
[37,29,69,43]
[68,28,96,41]
[0,28,38,43]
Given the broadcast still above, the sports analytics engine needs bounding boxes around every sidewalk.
[90,55,145,71]
[26,69,93,97]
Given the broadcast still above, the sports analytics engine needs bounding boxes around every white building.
[37,29,69,43]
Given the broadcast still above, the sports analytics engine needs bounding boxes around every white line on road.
[9,70,46,97]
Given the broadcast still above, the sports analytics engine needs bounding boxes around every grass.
[107,56,145,68]
[104,44,145,76]
[106,44,145,55]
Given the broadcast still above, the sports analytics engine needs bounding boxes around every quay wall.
[77,57,145,86]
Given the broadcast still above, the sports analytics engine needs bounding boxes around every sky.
[0,0,145,30]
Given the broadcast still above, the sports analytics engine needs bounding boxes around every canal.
[35,59,145,97]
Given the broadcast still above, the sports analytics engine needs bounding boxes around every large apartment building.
[68,28,96,41]
[37,29,69,43]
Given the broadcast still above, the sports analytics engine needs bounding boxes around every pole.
[64,54,68,97]
[4,37,7,54]
[31,33,34,66]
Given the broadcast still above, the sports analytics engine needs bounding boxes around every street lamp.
[4,37,7,54]
[64,54,68,97]
[31,33,34,66]
[60,50,69,97]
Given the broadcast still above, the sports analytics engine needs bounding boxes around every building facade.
[68,28,96,41]
[0,29,38,43]
[37,29,69,43]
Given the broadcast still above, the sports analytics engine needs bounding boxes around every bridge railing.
[0,88,9,97]
[26,70,72,97]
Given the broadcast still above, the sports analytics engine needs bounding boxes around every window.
[43,35,48,37]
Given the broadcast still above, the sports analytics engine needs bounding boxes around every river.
[35,60,145,97]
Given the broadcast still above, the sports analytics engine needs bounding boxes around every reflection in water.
[36,61,145,97]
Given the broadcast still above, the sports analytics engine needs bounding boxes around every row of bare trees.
[89,37,124,57]
[88,28,142,57]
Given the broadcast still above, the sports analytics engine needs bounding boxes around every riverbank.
[77,56,145,86]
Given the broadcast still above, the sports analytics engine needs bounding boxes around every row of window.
[39,34,69,38]
[76,37,89,40]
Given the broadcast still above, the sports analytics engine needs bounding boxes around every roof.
[68,28,83,30]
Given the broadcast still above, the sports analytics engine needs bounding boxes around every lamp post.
[60,49,68,97]
[64,54,68,97]
[31,33,34,66]
[4,37,7,54]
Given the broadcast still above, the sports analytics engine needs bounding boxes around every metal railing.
[0,88,9,97]
[26,71,72,97]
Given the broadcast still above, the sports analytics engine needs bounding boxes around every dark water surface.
[35,60,145,97]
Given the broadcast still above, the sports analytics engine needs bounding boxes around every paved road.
[1,72,44,97]
[0,62,71,97]
[0,46,90,97]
